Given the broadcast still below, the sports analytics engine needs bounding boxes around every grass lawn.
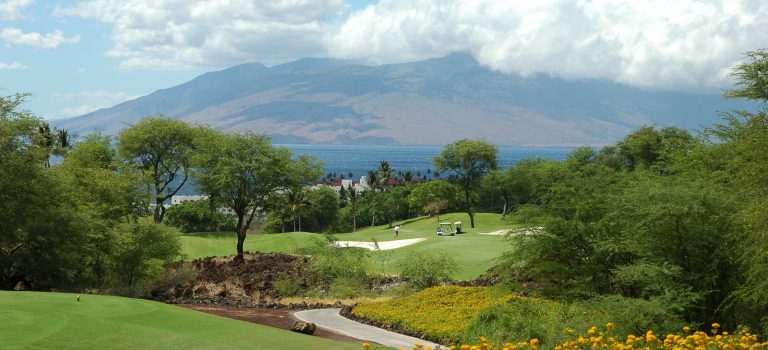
[339,212,522,280]
[181,212,524,280]
[0,291,364,350]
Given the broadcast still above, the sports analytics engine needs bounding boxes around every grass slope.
[181,212,523,280]
[0,291,362,350]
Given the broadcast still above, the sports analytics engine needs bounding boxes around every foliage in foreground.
[400,324,766,350]
[465,295,684,347]
[353,286,513,342]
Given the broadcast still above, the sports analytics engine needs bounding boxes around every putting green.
[0,291,363,350]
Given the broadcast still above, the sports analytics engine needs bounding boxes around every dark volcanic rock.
[290,321,316,335]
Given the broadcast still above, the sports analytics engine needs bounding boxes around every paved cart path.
[293,308,443,349]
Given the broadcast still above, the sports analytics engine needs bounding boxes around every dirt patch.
[153,252,311,307]
[181,304,366,343]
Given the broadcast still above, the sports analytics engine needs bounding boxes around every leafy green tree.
[194,132,294,256]
[57,134,146,287]
[434,139,498,228]
[617,126,693,172]
[303,186,340,232]
[380,185,411,228]
[723,49,768,103]
[408,180,460,220]
[118,116,197,223]
[0,93,88,289]
[110,219,181,295]
[165,199,233,233]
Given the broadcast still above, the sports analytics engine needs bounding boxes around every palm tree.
[52,128,72,157]
[287,189,309,232]
[403,170,414,183]
[37,123,53,168]
[366,170,380,192]
[377,160,393,189]
[347,184,358,231]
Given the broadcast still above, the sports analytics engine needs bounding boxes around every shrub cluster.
[353,286,513,342]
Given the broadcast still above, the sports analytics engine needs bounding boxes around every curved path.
[293,308,442,349]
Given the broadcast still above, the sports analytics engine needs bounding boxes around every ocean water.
[280,144,573,179]
[174,144,573,195]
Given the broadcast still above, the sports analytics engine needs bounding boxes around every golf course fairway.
[0,291,363,350]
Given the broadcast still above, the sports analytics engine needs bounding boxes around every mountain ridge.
[54,53,750,146]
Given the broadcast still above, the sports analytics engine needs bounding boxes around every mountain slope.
[55,53,748,146]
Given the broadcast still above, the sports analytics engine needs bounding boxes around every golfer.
[394,225,400,238]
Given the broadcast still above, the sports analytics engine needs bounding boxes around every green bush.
[465,295,686,346]
[296,237,373,296]
[272,274,303,297]
[397,252,457,289]
[109,219,181,296]
[165,199,235,233]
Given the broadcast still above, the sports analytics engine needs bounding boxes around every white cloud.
[57,0,348,69]
[325,0,768,90]
[0,27,81,48]
[52,90,139,118]
[0,61,27,69]
[0,0,33,20]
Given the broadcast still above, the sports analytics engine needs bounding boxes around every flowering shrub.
[353,286,513,341]
[378,324,766,350]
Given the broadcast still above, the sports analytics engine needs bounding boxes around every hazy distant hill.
[55,53,749,146]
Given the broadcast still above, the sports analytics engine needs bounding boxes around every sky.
[0,0,766,120]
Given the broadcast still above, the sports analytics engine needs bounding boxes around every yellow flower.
[712,323,721,330]
[606,323,615,330]
[589,327,598,335]
[683,326,691,333]
[362,343,371,349]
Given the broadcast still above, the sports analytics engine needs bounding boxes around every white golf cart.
[436,222,455,236]
[454,221,464,234]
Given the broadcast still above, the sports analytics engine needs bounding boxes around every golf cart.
[436,222,455,236]
[455,221,464,234]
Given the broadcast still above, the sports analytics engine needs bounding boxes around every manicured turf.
[181,212,524,280]
[0,291,363,350]
[337,212,522,280]
[180,231,326,260]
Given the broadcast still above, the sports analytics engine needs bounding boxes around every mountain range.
[54,53,750,146]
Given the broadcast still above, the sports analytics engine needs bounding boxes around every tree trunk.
[154,183,165,223]
[464,187,475,228]
[235,214,246,256]
[352,213,356,231]
[501,194,509,219]
[153,201,165,223]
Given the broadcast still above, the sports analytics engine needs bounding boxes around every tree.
[366,169,380,192]
[408,180,460,220]
[723,49,768,104]
[0,93,92,289]
[194,132,294,256]
[434,139,498,228]
[118,116,196,223]
[377,160,394,189]
[347,184,359,231]
[303,186,340,232]
[110,219,180,295]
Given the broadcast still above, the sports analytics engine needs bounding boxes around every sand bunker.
[479,227,544,236]
[334,238,428,251]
